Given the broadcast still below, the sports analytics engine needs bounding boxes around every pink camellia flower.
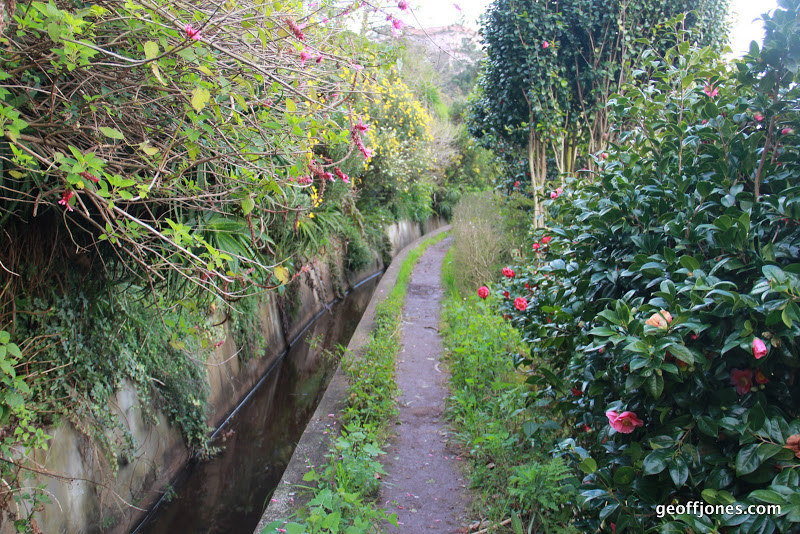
[477,286,489,299]
[600,152,608,160]
[782,127,794,135]
[502,291,510,299]
[300,48,311,64]
[550,190,559,199]
[532,243,541,252]
[541,236,552,244]
[502,267,515,278]
[58,190,75,211]
[514,297,528,311]
[513,181,520,188]
[703,84,719,97]
[605,410,644,434]
[752,338,768,360]
[645,310,673,329]
[754,112,764,122]
[731,368,754,395]
[398,1,409,10]
[556,187,563,195]
[184,24,201,40]
[542,41,550,49]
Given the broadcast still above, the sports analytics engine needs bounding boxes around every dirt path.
[380,237,471,532]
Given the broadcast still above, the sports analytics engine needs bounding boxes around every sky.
[409,0,780,58]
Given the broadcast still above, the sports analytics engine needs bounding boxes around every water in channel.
[133,275,381,534]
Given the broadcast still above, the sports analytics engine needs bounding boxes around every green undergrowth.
[263,230,449,534]
[440,247,579,533]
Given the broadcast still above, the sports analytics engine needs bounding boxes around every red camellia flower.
[605,410,644,434]
[542,41,550,48]
[503,291,509,299]
[532,243,541,252]
[514,181,520,188]
[752,338,768,360]
[514,297,528,311]
[582,424,591,432]
[541,236,552,244]
[502,267,515,278]
[754,112,764,122]
[600,152,608,160]
[755,369,770,385]
[571,388,583,396]
[782,127,794,135]
[731,368,754,395]
[477,286,489,299]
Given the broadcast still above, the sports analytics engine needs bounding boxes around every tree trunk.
[528,127,546,228]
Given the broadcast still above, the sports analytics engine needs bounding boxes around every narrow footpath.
[380,237,471,532]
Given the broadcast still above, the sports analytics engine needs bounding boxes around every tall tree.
[468,0,729,224]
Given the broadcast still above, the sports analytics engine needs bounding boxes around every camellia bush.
[494,4,800,533]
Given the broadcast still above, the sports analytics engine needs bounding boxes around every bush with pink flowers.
[496,9,800,533]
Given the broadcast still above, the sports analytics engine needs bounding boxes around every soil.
[380,237,472,532]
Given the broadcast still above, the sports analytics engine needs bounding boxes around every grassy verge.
[440,247,579,533]
[262,230,449,534]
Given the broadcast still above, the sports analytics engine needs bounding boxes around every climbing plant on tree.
[468,0,728,224]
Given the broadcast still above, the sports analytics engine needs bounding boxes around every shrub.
[498,10,800,534]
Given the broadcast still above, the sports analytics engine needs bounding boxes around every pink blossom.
[351,63,364,71]
[752,338,768,360]
[391,17,405,36]
[532,243,540,251]
[323,172,335,182]
[79,171,99,183]
[286,18,305,40]
[398,1,409,10]
[454,3,461,12]
[502,267,515,278]
[550,190,559,199]
[703,84,719,98]
[60,189,76,208]
[184,24,201,40]
[782,127,794,135]
[477,286,489,299]
[514,297,528,311]
[334,167,350,183]
[58,190,75,211]
[754,113,764,122]
[300,48,311,64]
[542,41,550,49]
[731,368,754,395]
[605,410,644,434]
[354,117,369,132]
[513,181,520,188]
[556,187,563,195]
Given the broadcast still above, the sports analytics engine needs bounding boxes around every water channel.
[132,274,381,534]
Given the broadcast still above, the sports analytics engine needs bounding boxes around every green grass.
[264,230,449,534]
[440,252,579,533]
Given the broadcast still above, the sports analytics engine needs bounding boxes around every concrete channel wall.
[0,217,444,534]
[254,224,451,533]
